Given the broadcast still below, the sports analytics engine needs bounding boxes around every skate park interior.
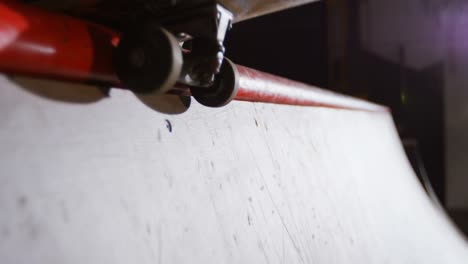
[1,0,468,263]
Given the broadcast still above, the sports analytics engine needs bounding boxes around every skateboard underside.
[1,0,378,110]
[17,0,319,102]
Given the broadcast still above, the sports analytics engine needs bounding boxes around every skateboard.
[19,0,317,99]
[1,0,383,110]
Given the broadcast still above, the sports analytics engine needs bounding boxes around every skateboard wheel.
[113,23,182,94]
[192,58,239,107]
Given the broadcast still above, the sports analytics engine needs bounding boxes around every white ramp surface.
[0,75,467,263]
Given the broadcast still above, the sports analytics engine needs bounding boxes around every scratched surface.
[0,75,467,263]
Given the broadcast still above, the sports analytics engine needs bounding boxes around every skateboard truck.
[113,2,237,107]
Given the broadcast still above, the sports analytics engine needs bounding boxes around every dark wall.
[225,1,328,88]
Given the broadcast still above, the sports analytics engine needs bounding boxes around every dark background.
[225,1,328,89]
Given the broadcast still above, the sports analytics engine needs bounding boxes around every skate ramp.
[0,75,467,263]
